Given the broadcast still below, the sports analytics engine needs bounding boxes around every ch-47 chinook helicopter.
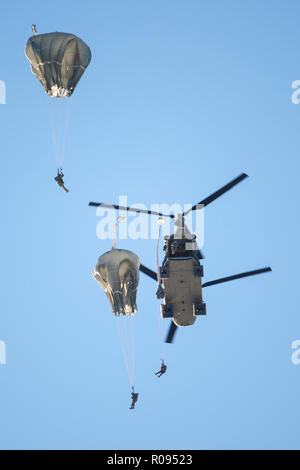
[89,173,271,343]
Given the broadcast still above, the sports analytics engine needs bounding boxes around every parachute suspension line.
[47,99,59,166]
[115,313,136,389]
[46,98,71,170]
[156,218,166,362]
[59,98,71,169]
[129,315,135,387]
[115,316,134,388]
[123,315,135,388]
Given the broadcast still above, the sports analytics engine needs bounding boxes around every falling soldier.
[154,360,167,378]
[129,388,139,410]
[54,169,69,193]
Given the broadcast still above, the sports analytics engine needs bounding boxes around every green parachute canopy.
[93,249,140,316]
[26,32,91,98]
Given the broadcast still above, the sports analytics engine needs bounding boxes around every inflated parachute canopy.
[26,32,91,98]
[93,249,140,316]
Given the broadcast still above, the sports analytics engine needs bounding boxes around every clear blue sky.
[0,0,299,450]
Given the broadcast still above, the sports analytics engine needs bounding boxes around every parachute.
[93,249,140,316]
[25,32,91,98]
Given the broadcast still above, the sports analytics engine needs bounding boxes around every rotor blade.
[139,264,157,281]
[183,173,248,216]
[202,267,272,288]
[165,321,178,343]
[89,202,174,218]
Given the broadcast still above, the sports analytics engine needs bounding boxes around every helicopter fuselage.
[160,235,206,326]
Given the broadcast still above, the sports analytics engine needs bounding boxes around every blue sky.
[0,0,299,450]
